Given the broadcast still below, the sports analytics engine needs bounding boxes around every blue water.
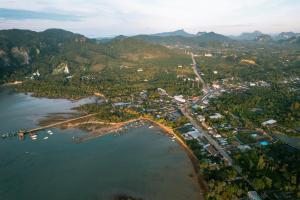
[0,88,201,200]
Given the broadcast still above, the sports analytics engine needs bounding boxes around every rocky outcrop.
[11,47,30,64]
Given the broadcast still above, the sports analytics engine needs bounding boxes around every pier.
[18,113,98,138]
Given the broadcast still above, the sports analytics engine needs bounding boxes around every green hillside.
[0,29,187,82]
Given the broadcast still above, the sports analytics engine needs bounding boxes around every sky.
[0,0,299,37]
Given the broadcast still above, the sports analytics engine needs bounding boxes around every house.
[247,191,262,200]
[113,102,130,107]
[262,119,277,126]
[212,83,220,89]
[238,145,251,152]
[204,144,218,156]
[157,88,168,96]
[204,53,213,57]
[174,95,186,103]
[137,68,143,72]
[209,113,223,120]
[213,71,218,74]
[166,111,182,122]
[187,129,202,139]
[64,66,70,74]
[197,115,206,122]
[139,90,147,99]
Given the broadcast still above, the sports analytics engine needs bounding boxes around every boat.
[1,134,8,139]
[30,135,37,140]
[31,136,37,140]
[47,130,53,135]
[43,137,48,140]
[149,126,154,129]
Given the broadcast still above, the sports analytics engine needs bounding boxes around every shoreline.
[65,116,207,198]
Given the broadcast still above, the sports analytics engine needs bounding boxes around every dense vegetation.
[0,29,185,83]
[210,84,300,135]
[234,143,300,199]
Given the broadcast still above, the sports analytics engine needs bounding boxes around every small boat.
[47,130,53,135]
[31,137,37,140]
[43,137,48,140]
[31,134,37,139]
[149,126,154,129]
[1,134,8,139]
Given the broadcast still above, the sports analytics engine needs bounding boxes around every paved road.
[183,53,233,165]
[191,53,208,92]
[180,106,233,166]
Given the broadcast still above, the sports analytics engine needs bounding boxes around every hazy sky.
[0,0,299,37]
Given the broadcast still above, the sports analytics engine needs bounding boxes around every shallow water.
[0,88,201,200]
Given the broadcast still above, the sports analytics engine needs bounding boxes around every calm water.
[0,88,201,200]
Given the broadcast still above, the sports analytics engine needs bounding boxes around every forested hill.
[132,32,232,47]
[0,29,179,82]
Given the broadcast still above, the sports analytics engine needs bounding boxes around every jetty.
[18,113,98,138]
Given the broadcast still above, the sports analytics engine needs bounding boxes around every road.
[191,53,208,92]
[182,52,233,166]
[180,106,233,166]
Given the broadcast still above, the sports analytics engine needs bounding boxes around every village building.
[174,95,186,103]
[262,119,277,126]
[209,113,223,120]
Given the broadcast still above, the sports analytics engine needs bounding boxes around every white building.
[64,66,70,74]
[262,119,277,126]
[204,53,213,57]
[197,115,206,122]
[174,95,186,103]
[212,83,220,89]
[158,88,168,96]
[209,113,223,120]
[137,68,143,72]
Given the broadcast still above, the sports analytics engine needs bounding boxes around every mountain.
[255,34,273,42]
[196,32,207,36]
[0,29,178,82]
[273,32,299,41]
[279,36,300,45]
[233,31,263,41]
[151,29,195,37]
[133,31,231,47]
[199,32,229,41]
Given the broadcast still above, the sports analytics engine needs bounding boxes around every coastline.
[62,116,207,198]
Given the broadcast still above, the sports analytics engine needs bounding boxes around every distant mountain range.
[231,31,299,41]
[97,30,300,46]
[151,29,195,37]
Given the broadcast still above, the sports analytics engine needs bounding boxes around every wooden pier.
[18,113,98,139]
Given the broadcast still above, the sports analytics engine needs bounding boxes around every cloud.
[0,8,82,21]
[0,0,299,36]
